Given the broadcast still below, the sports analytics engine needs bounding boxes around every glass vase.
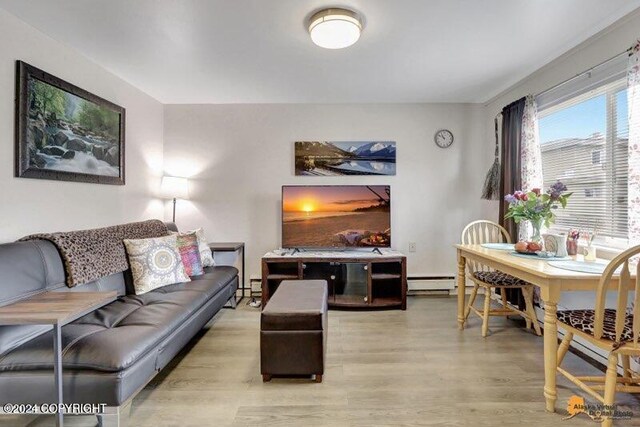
[584,245,597,262]
[566,239,578,256]
[529,218,543,244]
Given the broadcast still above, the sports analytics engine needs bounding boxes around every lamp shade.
[161,176,189,199]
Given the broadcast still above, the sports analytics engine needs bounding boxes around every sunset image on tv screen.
[282,185,390,248]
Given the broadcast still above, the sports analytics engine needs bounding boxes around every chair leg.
[520,288,532,330]
[557,332,573,366]
[621,354,632,385]
[602,353,618,427]
[500,288,508,308]
[464,284,479,323]
[500,288,515,322]
[481,287,492,337]
[523,287,541,336]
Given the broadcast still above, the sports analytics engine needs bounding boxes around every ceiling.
[1,0,639,104]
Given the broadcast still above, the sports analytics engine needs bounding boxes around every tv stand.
[261,250,407,310]
[290,247,384,255]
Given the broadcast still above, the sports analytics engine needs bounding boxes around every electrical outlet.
[408,242,417,252]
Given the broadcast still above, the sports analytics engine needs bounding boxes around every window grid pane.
[538,80,628,240]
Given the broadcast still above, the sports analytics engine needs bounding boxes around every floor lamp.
[160,176,189,223]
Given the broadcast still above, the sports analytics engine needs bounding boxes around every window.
[538,79,629,243]
[584,188,601,198]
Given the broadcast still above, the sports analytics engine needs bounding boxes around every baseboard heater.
[253,276,457,296]
[408,276,455,295]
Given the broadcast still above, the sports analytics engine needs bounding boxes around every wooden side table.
[209,242,246,306]
[0,291,117,427]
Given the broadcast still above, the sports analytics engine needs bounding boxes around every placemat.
[547,260,609,274]
[481,243,515,251]
[509,251,570,260]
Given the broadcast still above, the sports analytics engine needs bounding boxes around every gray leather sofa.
[0,223,237,426]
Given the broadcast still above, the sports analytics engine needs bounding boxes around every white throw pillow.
[124,234,190,295]
[192,228,215,267]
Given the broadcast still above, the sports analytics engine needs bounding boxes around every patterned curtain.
[629,42,640,247]
[628,42,640,366]
[519,95,544,241]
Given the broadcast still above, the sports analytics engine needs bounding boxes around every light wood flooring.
[5,296,640,426]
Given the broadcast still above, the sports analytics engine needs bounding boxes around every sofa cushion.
[191,265,237,283]
[0,266,237,373]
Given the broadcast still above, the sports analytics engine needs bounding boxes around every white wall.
[164,103,494,279]
[0,9,164,242]
[485,9,640,123]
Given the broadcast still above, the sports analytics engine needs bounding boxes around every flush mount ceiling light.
[308,8,362,49]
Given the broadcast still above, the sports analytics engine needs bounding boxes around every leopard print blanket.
[20,219,169,287]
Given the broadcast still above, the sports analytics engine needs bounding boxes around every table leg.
[53,323,63,427]
[457,250,466,330]
[542,296,559,413]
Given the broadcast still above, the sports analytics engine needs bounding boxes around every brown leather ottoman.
[260,280,328,383]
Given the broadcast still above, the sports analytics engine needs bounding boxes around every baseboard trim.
[408,276,455,292]
[408,290,450,297]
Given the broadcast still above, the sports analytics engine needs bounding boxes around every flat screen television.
[282,185,391,249]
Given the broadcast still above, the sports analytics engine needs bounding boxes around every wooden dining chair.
[556,245,640,427]
[461,220,541,337]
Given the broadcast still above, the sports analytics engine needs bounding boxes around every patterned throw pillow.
[124,234,190,295]
[170,228,215,267]
[192,228,214,267]
[176,232,204,276]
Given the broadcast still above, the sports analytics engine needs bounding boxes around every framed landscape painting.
[295,141,396,176]
[15,61,125,185]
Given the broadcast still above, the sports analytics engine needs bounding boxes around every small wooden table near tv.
[261,250,407,310]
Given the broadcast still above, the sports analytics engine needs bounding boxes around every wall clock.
[434,129,454,148]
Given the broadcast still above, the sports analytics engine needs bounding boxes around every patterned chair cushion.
[472,271,530,287]
[557,309,635,342]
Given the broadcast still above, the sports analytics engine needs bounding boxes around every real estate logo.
[564,395,633,422]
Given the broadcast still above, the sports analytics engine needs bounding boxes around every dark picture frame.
[15,61,126,185]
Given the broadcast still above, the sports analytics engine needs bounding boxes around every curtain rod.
[534,47,632,99]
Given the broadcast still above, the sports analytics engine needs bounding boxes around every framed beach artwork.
[294,141,396,176]
[15,61,125,185]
